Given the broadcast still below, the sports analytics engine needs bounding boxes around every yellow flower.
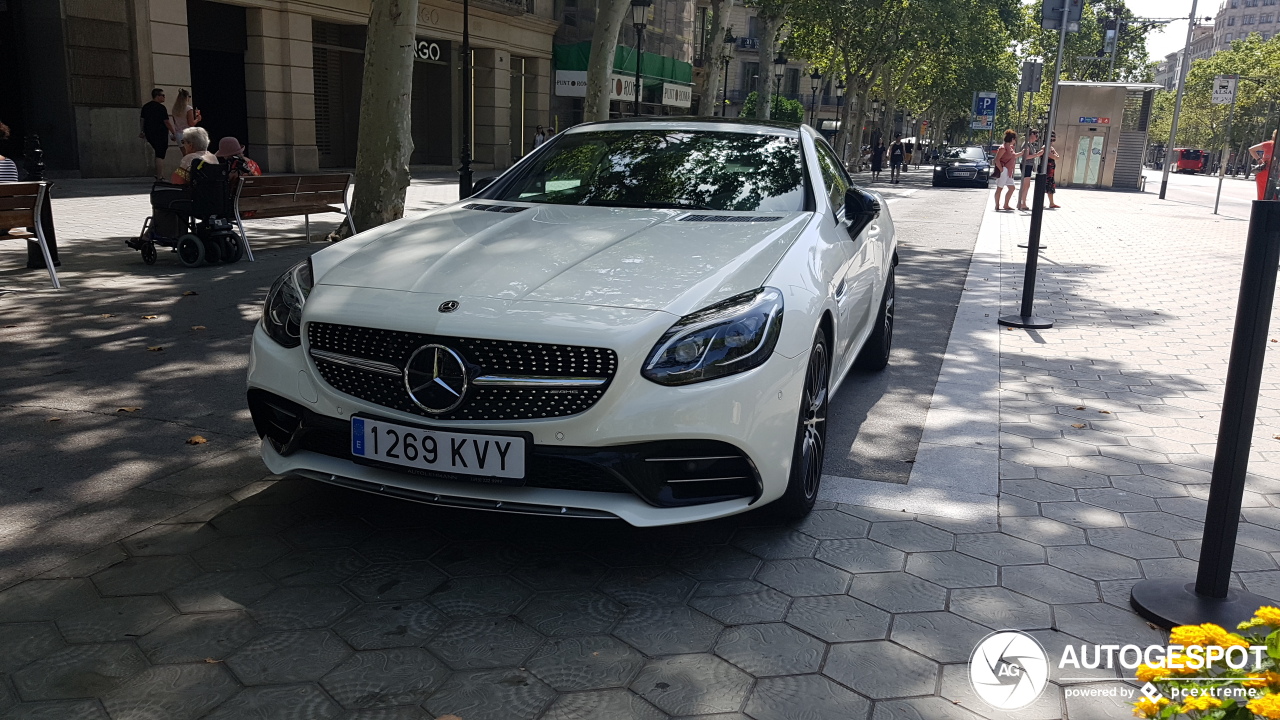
[1135,663,1166,683]
[1170,623,1249,650]
[1244,671,1280,689]
[1241,606,1280,630]
[1180,694,1222,712]
[1132,697,1170,718]
[1249,693,1280,719]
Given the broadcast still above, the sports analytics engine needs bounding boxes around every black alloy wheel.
[774,331,831,519]
[854,267,895,371]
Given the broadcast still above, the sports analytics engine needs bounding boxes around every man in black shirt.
[139,88,174,181]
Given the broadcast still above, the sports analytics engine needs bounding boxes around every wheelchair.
[129,160,246,267]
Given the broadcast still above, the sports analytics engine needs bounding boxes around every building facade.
[1215,0,1274,50]
[0,0,558,178]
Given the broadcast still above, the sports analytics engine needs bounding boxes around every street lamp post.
[771,53,787,118]
[808,68,821,126]
[720,30,735,117]
[630,0,651,118]
[1159,4,1204,199]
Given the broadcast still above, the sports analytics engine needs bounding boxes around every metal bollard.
[24,134,60,270]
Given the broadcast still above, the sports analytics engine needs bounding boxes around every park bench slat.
[232,173,355,251]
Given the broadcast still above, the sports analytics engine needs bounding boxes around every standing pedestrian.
[888,134,905,184]
[532,125,547,149]
[1046,132,1061,208]
[1016,129,1042,211]
[992,129,1017,212]
[169,89,201,143]
[870,139,885,180]
[1250,132,1275,200]
[139,88,174,181]
[904,138,914,169]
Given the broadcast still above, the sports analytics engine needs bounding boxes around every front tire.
[774,331,831,520]
[854,267,895,371]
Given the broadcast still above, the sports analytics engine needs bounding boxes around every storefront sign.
[415,38,444,61]
[1077,117,1111,124]
[662,83,692,108]
[556,70,588,97]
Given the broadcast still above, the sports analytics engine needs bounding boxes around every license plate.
[350,416,526,484]
[952,171,974,177]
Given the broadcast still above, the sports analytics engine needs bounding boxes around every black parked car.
[931,146,992,188]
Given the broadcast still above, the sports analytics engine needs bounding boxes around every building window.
[694,7,708,65]
[1266,0,1277,7]
[1229,15,1237,24]
[742,61,760,92]
[1227,31,1234,40]
[1245,14,1256,23]
[748,16,759,39]
[1264,12,1273,21]
[1266,30,1273,37]
[1247,0,1259,6]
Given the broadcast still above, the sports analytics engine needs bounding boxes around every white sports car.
[247,119,896,526]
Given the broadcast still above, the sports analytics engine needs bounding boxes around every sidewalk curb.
[819,205,1003,522]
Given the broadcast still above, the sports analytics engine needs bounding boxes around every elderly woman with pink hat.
[215,137,261,192]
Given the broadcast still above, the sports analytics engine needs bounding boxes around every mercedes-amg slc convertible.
[247,119,897,526]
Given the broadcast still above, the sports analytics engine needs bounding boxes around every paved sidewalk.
[1,183,1277,719]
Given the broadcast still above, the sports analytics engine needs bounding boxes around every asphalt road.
[1143,165,1259,220]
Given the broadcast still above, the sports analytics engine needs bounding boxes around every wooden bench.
[0,182,59,289]
[233,174,357,260]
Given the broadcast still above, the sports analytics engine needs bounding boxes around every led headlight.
[643,287,784,386]
[934,165,943,171]
[262,259,313,348]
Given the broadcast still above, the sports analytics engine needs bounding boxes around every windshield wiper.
[582,199,713,210]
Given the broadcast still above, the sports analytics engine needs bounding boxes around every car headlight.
[642,287,784,386]
[934,165,943,171]
[262,259,313,348]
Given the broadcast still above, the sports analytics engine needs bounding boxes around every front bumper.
[247,317,807,526]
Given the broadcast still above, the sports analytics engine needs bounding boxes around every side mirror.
[469,176,496,197]
[843,186,880,238]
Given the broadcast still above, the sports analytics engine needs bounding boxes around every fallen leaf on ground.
[1098,410,1111,414]
[141,315,158,319]
[1071,423,1086,429]
[1074,406,1086,410]
[203,657,221,663]
[183,291,199,296]
[116,407,141,413]
[186,435,207,445]
[146,346,164,352]
[100,314,114,318]
[436,716,463,720]
[2,324,16,328]
[46,417,60,422]
[191,325,206,331]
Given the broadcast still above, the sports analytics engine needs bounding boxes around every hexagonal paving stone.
[689,583,791,625]
[517,591,624,637]
[248,585,358,630]
[541,688,665,720]
[955,532,1046,565]
[1085,527,1179,559]
[1053,602,1165,647]
[0,699,111,719]
[1076,488,1159,513]
[1123,511,1205,541]
[121,522,220,556]
[730,527,820,559]
[785,594,889,642]
[949,587,1052,630]
[869,521,956,552]
[598,567,697,606]
[225,630,352,685]
[669,546,761,580]
[202,684,343,720]
[745,674,871,720]
[12,642,147,701]
[320,647,448,709]
[101,663,238,720]
[872,696,988,720]
[266,549,369,586]
[137,611,260,663]
[427,575,534,618]
[281,515,375,549]
[793,509,871,540]
[56,595,175,643]
[890,611,993,663]
[511,551,608,591]
[1036,466,1112,489]
[1000,478,1077,503]
[612,606,723,656]
[815,539,906,574]
[526,635,646,691]
[0,579,98,623]
[352,528,447,564]
[165,569,277,613]
[427,617,542,670]
[1111,474,1189,498]
[423,668,556,720]
[823,641,937,699]
[430,541,528,577]
[209,504,302,536]
[630,654,752,716]
[757,558,851,596]
[1047,544,1142,581]
[0,622,66,673]
[343,562,447,602]
[90,555,202,597]
[1000,516,1088,546]
[847,572,948,613]
[1178,539,1277,572]
[714,623,826,676]
[1041,502,1127,529]
[1001,564,1099,604]
[191,535,291,572]
[331,600,447,650]
[905,552,997,589]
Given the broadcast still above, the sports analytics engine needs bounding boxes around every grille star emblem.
[403,344,468,413]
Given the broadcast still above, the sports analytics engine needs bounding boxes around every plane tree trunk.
[584,0,630,122]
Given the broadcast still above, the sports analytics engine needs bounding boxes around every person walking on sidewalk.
[992,129,1018,212]
[139,88,175,181]
[1016,129,1042,211]
[1046,132,1061,208]
[169,89,201,143]
[889,134,905,184]
[870,139,885,180]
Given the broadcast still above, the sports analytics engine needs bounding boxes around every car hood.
[314,202,810,313]
[938,158,987,167]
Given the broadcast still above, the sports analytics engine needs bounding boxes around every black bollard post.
[1130,199,1280,629]
[998,172,1054,329]
[23,134,60,269]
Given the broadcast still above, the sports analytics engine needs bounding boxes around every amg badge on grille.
[438,300,459,313]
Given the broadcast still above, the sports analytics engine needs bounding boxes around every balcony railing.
[724,89,848,108]
[736,37,760,50]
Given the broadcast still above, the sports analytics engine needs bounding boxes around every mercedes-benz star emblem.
[438,300,459,313]
[404,344,468,413]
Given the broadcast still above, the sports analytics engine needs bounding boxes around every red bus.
[1171,148,1206,173]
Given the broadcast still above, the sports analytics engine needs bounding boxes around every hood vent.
[463,203,527,214]
[680,214,784,223]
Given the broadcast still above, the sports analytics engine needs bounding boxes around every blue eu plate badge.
[351,417,366,456]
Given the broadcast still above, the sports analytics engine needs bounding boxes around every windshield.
[494,130,806,212]
[1181,150,1203,161]
[944,147,986,161]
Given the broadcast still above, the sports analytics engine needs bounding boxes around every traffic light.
[1103,18,1117,54]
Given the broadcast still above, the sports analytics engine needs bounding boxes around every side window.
[812,141,850,213]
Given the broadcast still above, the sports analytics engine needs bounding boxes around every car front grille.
[306,322,618,421]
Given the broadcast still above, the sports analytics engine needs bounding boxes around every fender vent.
[463,203,527,214]
[680,214,784,223]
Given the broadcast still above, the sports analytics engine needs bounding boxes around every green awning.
[553,41,692,86]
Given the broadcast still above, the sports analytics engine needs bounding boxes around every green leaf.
[1267,628,1280,659]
